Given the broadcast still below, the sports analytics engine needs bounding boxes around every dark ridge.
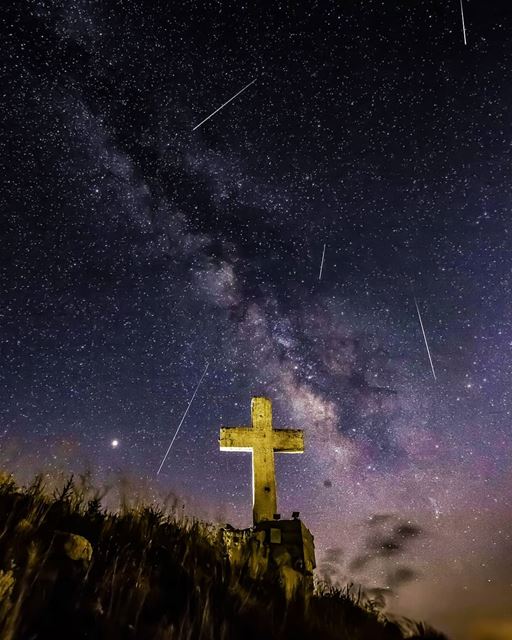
[0,473,448,640]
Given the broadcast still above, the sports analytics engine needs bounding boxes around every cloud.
[349,514,423,574]
[387,566,418,588]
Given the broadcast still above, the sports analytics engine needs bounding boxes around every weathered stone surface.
[222,517,316,602]
[273,548,302,601]
[220,397,304,524]
[59,532,93,563]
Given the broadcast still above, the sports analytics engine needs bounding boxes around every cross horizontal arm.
[272,429,304,453]
[219,426,254,451]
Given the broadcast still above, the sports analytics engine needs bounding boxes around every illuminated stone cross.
[219,397,304,524]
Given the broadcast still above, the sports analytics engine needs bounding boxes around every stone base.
[222,517,316,601]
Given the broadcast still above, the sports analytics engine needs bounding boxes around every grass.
[0,472,448,639]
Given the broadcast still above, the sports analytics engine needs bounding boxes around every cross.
[219,397,304,524]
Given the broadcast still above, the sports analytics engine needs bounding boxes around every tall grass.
[0,473,447,639]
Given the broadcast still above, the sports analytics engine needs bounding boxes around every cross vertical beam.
[251,397,277,523]
[219,397,304,524]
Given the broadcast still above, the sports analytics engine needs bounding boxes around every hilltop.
[0,473,447,640]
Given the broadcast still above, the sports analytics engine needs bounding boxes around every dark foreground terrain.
[0,473,446,640]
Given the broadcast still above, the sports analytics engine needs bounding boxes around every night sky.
[2,1,512,637]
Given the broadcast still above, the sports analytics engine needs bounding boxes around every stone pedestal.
[222,516,316,601]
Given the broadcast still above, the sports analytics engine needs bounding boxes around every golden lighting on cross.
[219,397,304,524]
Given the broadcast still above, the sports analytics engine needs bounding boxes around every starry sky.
[2,1,512,637]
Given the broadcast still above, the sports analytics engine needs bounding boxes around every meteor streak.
[414,298,437,381]
[318,243,326,280]
[459,0,467,45]
[192,79,257,131]
[157,362,210,475]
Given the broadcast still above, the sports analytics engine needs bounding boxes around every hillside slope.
[0,474,447,640]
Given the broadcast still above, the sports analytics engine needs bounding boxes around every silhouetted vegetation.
[0,473,448,639]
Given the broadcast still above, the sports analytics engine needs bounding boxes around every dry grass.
[0,473,447,639]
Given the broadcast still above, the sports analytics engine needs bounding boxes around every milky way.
[2,2,512,637]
